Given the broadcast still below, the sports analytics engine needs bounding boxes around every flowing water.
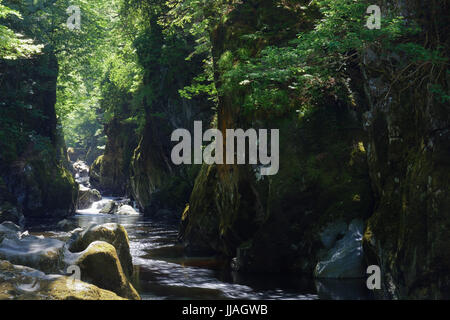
[28,196,374,300]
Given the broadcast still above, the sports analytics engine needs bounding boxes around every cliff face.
[0,51,78,223]
[179,0,449,298]
[358,0,450,299]
[130,101,211,220]
[180,1,374,275]
[90,119,137,196]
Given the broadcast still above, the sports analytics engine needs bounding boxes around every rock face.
[89,119,138,196]
[355,1,450,299]
[0,260,124,300]
[129,118,207,221]
[179,1,373,276]
[176,0,449,299]
[0,51,78,222]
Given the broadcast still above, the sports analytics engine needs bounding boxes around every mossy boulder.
[71,241,140,300]
[0,260,124,300]
[68,223,133,278]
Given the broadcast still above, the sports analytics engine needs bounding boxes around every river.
[25,195,374,300]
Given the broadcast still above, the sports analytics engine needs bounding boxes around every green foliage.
[217,0,448,115]
[0,0,42,59]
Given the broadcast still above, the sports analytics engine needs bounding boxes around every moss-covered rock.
[354,2,450,298]
[0,260,124,300]
[68,223,133,278]
[71,241,140,300]
[0,51,78,222]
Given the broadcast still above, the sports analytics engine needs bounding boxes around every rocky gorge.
[0,0,448,300]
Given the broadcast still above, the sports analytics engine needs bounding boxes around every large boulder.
[0,260,124,300]
[65,241,139,300]
[67,223,133,278]
[314,219,365,278]
[77,186,101,210]
[99,201,118,214]
[116,205,139,216]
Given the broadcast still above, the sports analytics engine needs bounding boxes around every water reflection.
[30,209,373,300]
[315,279,374,300]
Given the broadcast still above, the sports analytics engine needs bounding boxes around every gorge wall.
[0,50,78,224]
[358,0,450,299]
[178,0,449,299]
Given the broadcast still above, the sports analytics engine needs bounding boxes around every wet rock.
[0,221,22,233]
[73,160,89,177]
[319,221,348,249]
[67,223,133,278]
[314,219,365,279]
[0,260,124,300]
[77,186,102,210]
[65,241,139,300]
[0,232,65,274]
[0,221,22,243]
[116,205,138,216]
[99,201,118,214]
[73,160,90,186]
[0,203,24,226]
